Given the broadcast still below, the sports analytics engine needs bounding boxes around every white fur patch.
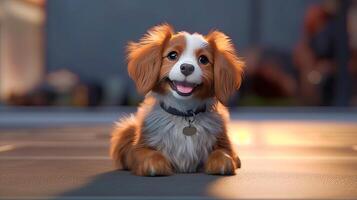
[149,165,155,176]
[141,94,224,173]
[168,32,208,97]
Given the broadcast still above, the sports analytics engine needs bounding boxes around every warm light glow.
[228,122,253,146]
[262,121,357,147]
[228,120,357,147]
[0,145,15,153]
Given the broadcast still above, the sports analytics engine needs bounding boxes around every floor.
[0,108,357,200]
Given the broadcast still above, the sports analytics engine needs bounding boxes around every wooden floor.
[0,109,357,200]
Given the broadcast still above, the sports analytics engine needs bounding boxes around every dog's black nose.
[180,64,194,76]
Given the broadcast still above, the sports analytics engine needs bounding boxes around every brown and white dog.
[110,24,244,176]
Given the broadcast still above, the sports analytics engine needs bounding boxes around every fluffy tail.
[110,116,137,170]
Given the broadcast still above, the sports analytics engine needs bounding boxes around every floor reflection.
[228,120,357,147]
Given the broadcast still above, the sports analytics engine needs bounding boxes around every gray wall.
[46,0,318,81]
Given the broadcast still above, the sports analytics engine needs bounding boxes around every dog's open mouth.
[168,79,199,96]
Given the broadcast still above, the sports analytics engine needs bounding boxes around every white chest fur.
[142,105,224,173]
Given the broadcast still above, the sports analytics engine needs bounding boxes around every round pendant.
[183,126,197,136]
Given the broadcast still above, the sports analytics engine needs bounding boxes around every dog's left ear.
[206,31,244,104]
[127,24,174,94]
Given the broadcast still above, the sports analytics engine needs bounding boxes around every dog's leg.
[131,147,173,176]
[110,118,137,170]
[110,117,173,176]
[204,132,240,175]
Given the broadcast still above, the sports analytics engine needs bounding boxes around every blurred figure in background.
[294,0,356,106]
[348,1,357,105]
[239,47,298,106]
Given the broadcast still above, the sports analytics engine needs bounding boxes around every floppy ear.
[127,24,173,94]
[206,31,244,104]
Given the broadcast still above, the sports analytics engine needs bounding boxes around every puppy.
[110,24,244,176]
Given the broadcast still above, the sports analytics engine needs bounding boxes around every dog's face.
[127,24,243,103]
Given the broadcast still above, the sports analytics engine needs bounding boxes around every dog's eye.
[198,55,209,65]
[167,51,178,61]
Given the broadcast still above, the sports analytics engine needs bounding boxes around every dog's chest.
[143,108,223,172]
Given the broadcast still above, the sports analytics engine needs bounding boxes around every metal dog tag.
[183,125,197,136]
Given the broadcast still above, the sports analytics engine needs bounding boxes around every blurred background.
[0,0,356,108]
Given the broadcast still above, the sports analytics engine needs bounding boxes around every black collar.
[159,102,206,117]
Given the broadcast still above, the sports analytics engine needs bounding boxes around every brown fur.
[193,45,215,100]
[110,118,137,170]
[111,97,174,176]
[205,102,241,175]
[206,31,244,103]
[127,24,173,94]
[153,33,187,95]
[111,24,244,176]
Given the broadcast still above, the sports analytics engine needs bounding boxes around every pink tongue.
[176,84,194,94]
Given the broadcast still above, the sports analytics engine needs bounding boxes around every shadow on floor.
[57,170,221,199]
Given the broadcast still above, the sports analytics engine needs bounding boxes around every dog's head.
[127,24,244,104]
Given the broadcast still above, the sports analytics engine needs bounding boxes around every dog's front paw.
[205,150,237,175]
[133,152,173,176]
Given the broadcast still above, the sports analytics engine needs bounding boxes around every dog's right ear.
[127,24,174,94]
